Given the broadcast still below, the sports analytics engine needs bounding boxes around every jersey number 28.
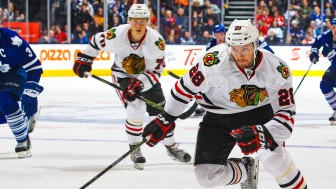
[189,64,204,86]
[278,88,294,106]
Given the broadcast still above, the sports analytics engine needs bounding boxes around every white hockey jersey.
[83,24,166,91]
[165,43,295,144]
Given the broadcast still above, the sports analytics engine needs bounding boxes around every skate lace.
[168,147,185,156]
[16,140,30,150]
[132,147,143,159]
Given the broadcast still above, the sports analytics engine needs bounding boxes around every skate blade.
[134,163,144,170]
[330,121,336,125]
[169,156,193,164]
[17,150,32,158]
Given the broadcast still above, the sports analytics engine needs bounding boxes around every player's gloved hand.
[142,111,177,147]
[230,125,278,155]
[123,79,143,102]
[21,81,44,118]
[73,52,94,78]
[309,48,319,63]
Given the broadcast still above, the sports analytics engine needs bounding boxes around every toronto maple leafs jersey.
[311,30,336,59]
[0,28,42,82]
[165,43,295,144]
[83,24,166,91]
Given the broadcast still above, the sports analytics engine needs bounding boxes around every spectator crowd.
[0,0,335,46]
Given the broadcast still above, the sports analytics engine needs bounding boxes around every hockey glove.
[309,48,319,63]
[230,125,278,155]
[123,79,143,102]
[142,111,177,147]
[73,52,94,78]
[21,81,44,119]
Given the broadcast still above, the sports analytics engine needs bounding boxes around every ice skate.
[194,107,205,116]
[240,157,259,189]
[27,106,41,133]
[165,143,191,163]
[329,110,336,125]
[130,144,146,170]
[228,157,259,189]
[15,137,32,158]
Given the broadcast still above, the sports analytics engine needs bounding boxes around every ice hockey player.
[142,19,307,188]
[310,17,336,125]
[73,3,191,170]
[0,28,43,158]
[193,23,275,117]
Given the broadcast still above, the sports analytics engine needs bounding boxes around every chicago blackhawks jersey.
[0,28,42,82]
[165,43,295,144]
[83,24,166,91]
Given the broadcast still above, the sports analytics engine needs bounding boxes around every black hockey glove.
[73,52,94,78]
[123,79,143,102]
[230,125,278,155]
[309,48,319,63]
[142,111,177,147]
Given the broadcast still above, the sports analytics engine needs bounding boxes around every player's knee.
[320,80,334,94]
[194,164,222,188]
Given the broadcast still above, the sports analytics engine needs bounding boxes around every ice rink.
[1,75,336,189]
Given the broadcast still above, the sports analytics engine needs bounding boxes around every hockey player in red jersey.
[143,19,307,188]
[73,4,191,170]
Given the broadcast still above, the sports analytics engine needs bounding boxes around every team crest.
[277,62,290,79]
[229,85,268,107]
[203,51,220,67]
[122,54,145,74]
[106,28,116,40]
[155,38,165,51]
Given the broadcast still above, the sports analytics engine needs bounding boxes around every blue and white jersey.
[311,30,336,57]
[0,28,42,82]
[206,38,274,54]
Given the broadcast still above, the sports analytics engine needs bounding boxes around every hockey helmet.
[331,18,336,26]
[128,4,150,20]
[213,24,225,34]
[226,19,259,46]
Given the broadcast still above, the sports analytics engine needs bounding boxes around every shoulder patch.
[106,28,116,40]
[155,38,165,50]
[203,51,220,67]
[277,62,290,79]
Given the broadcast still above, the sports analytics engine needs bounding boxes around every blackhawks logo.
[122,54,145,74]
[106,28,116,40]
[155,38,165,50]
[277,62,290,79]
[229,85,268,107]
[203,51,220,67]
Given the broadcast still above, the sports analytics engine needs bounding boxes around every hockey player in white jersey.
[73,4,191,170]
[143,19,307,188]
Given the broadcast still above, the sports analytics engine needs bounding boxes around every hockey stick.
[85,72,163,110]
[85,72,193,120]
[167,70,180,79]
[294,62,313,95]
[79,136,151,189]
[167,70,199,119]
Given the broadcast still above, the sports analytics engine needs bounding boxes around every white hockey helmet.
[226,19,259,46]
[128,4,150,21]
